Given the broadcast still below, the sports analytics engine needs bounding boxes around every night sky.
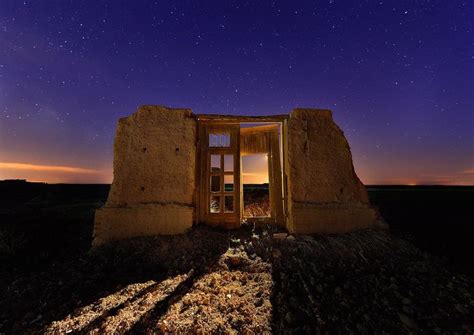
[0,1,473,185]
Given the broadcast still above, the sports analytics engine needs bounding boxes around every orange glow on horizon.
[0,162,112,184]
[242,172,268,184]
[0,160,472,186]
[0,162,99,174]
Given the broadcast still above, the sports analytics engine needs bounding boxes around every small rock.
[201,296,210,305]
[455,304,467,314]
[356,324,366,332]
[300,235,313,242]
[157,320,168,332]
[285,312,293,324]
[462,324,473,332]
[30,315,42,324]
[272,249,282,258]
[402,297,411,305]
[402,306,412,314]
[230,238,241,247]
[24,312,34,321]
[228,255,241,266]
[399,313,416,329]
[183,295,192,305]
[286,235,295,241]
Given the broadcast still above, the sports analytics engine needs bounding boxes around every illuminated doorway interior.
[242,153,270,218]
[239,122,284,226]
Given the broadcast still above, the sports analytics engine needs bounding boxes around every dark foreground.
[0,182,473,333]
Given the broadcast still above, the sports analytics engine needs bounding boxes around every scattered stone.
[399,313,417,329]
[30,315,42,324]
[402,297,411,305]
[272,249,282,258]
[285,312,293,324]
[228,255,241,266]
[455,304,467,314]
[273,233,287,240]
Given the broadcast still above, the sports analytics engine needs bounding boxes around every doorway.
[242,153,270,218]
[197,116,286,228]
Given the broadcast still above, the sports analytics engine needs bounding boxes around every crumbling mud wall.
[286,108,380,234]
[93,106,196,246]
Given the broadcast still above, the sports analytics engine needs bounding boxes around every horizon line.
[1,179,473,187]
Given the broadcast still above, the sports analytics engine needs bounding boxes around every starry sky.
[0,1,473,185]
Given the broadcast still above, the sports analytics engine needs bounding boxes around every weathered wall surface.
[286,108,380,233]
[93,106,196,246]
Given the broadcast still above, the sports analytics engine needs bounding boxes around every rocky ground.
[1,225,473,334]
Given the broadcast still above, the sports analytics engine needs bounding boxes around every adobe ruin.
[93,106,381,245]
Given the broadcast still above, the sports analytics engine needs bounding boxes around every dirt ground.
[1,225,473,334]
[1,182,473,334]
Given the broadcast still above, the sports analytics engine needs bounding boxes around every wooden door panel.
[200,123,241,228]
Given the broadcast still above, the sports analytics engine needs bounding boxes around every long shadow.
[126,227,236,334]
[78,273,170,335]
[76,236,228,334]
[127,265,213,334]
[1,228,229,334]
[266,239,325,334]
[22,255,168,334]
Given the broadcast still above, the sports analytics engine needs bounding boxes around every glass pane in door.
[224,174,234,192]
[224,196,234,213]
[210,196,221,213]
[211,155,221,172]
[210,175,221,192]
[224,155,234,172]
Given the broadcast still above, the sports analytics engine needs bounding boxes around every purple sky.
[0,1,473,185]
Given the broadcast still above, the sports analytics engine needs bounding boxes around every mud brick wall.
[93,106,196,245]
[286,108,379,233]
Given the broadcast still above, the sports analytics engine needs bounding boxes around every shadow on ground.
[1,225,473,334]
[0,182,473,333]
[1,226,231,333]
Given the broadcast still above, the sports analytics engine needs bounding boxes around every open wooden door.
[240,124,284,227]
[199,123,241,229]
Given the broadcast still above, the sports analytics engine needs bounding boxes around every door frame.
[196,114,289,229]
[240,124,284,227]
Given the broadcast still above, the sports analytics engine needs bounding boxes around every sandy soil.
[1,225,473,334]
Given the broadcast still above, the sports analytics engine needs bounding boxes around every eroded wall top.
[287,108,369,204]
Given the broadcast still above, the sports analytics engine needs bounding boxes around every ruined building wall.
[286,108,379,234]
[93,106,196,246]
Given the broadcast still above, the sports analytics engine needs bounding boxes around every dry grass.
[244,195,270,217]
